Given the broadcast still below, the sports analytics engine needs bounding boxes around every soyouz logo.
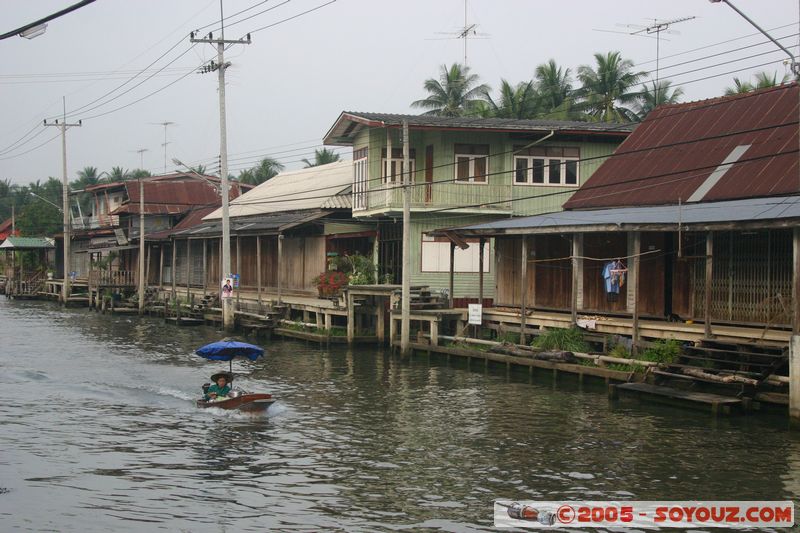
[494,501,795,528]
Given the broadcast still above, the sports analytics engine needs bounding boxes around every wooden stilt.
[520,236,528,345]
[705,231,714,338]
[632,231,641,348]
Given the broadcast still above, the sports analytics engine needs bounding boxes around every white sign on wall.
[468,303,483,325]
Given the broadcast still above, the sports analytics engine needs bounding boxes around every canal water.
[0,298,798,532]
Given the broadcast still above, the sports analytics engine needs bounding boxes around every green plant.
[343,253,375,285]
[608,343,631,359]
[639,339,682,364]
[497,331,521,344]
[531,328,590,352]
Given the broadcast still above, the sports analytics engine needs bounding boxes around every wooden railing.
[354,182,513,213]
[88,270,136,287]
[6,269,46,296]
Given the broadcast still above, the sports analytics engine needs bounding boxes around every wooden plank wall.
[582,232,628,313]
[534,234,573,311]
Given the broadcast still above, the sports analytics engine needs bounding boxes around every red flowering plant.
[313,270,348,297]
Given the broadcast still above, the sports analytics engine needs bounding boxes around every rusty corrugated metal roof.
[146,206,219,240]
[563,83,799,210]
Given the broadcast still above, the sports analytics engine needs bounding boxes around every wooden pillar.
[449,241,455,308]
[202,239,208,296]
[145,244,151,289]
[256,235,262,307]
[376,300,385,344]
[704,231,714,338]
[171,241,177,298]
[159,244,164,288]
[87,252,93,309]
[277,234,283,304]
[790,335,800,422]
[478,237,485,305]
[520,236,528,345]
[793,228,800,334]
[632,231,641,347]
[571,233,580,325]
[236,235,241,309]
[186,239,191,299]
[430,318,439,346]
[347,290,355,343]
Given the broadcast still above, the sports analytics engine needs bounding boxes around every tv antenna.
[595,16,696,105]
[149,121,175,174]
[428,0,489,68]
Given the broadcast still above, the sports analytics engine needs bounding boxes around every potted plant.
[314,270,348,298]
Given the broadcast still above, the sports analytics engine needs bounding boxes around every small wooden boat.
[196,392,275,412]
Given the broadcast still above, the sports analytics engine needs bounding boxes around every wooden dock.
[611,383,743,415]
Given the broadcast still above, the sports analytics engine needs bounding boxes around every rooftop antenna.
[150,121,175,174]
[131,147,148,169]
[595,16,696,105]
[428,0,489,68]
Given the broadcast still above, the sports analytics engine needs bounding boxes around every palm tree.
[482,80,539,119]
[76,166,100,185]
[238,157,285,185]
[129,169,152,180]
[534,59,573,113]
[576,51,645,122]
[725,71,789,95]
[636,80,684,120]
[106,166,130,182]
[411,63,490,117]
[302,148,340,168]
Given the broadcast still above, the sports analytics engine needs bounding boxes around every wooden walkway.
[611,383,743,415]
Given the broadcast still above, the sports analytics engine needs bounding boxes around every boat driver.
[205,372,232,401]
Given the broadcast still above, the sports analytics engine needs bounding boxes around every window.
[353,147,368,210]
[513,146,580,186]
[454,143,489,183]
[421,236,490,273]
[381,148,415,183]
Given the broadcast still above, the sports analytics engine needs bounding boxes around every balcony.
[72,214,120,230]
[88,269,136,287]
[353,181,512,215]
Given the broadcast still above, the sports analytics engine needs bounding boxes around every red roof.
[146,206,218,240]
[563,83,799,210]
[117,179,221,215]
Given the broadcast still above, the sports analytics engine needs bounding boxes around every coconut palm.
[302,148,340,168]
[129,169,152,180]
[238,157,285,184]
[106,166,130,182]
[482,80,539,119]
[636,80,684,120]
[725,71,789,95]
[576,51,645,122]
[411,63,490,117]
[535,59,574,113]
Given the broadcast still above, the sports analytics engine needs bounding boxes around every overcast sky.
[1,0,798,185]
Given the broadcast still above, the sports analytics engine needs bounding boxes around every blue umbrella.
[196,340,264,372]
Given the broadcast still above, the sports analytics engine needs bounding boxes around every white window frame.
[453,153,489,184]
[381,157,415,184]
[513,154,579,187]
[353,153,368,210]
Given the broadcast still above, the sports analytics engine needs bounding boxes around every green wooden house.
[324,112,634,304]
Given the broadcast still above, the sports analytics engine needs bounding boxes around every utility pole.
[400,120,411,356]
[44,97,81,305]
[190,0,251,332]
[138,177,145,314]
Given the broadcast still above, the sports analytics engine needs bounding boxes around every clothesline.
[524,249,662,264]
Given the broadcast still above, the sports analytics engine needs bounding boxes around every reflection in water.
[0,298,798,531]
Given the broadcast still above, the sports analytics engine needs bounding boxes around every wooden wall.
[582,232,628,313]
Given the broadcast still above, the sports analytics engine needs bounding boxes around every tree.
[576,51,645,122]
[302,148,340,168]
[725,71,789,95]
[238,157,285,185]
[482,80,540,119]
[191,164,207,175]
[411,63,490,117]
[106,166,130,182]
[636,80,684,120]
[17,177,62,236]
[535,59,574,113]
[129,169,152,180]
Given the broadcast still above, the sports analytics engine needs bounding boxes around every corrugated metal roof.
[119,179,222,215]
[441,195,800,236]
[0,236,55,249]
[563,83,799,210]
[204,161,353,220]
[174,210,329,238]
[324,111,635,146]
[145,206,219,240]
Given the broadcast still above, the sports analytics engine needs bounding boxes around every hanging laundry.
[602,259,627,302]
